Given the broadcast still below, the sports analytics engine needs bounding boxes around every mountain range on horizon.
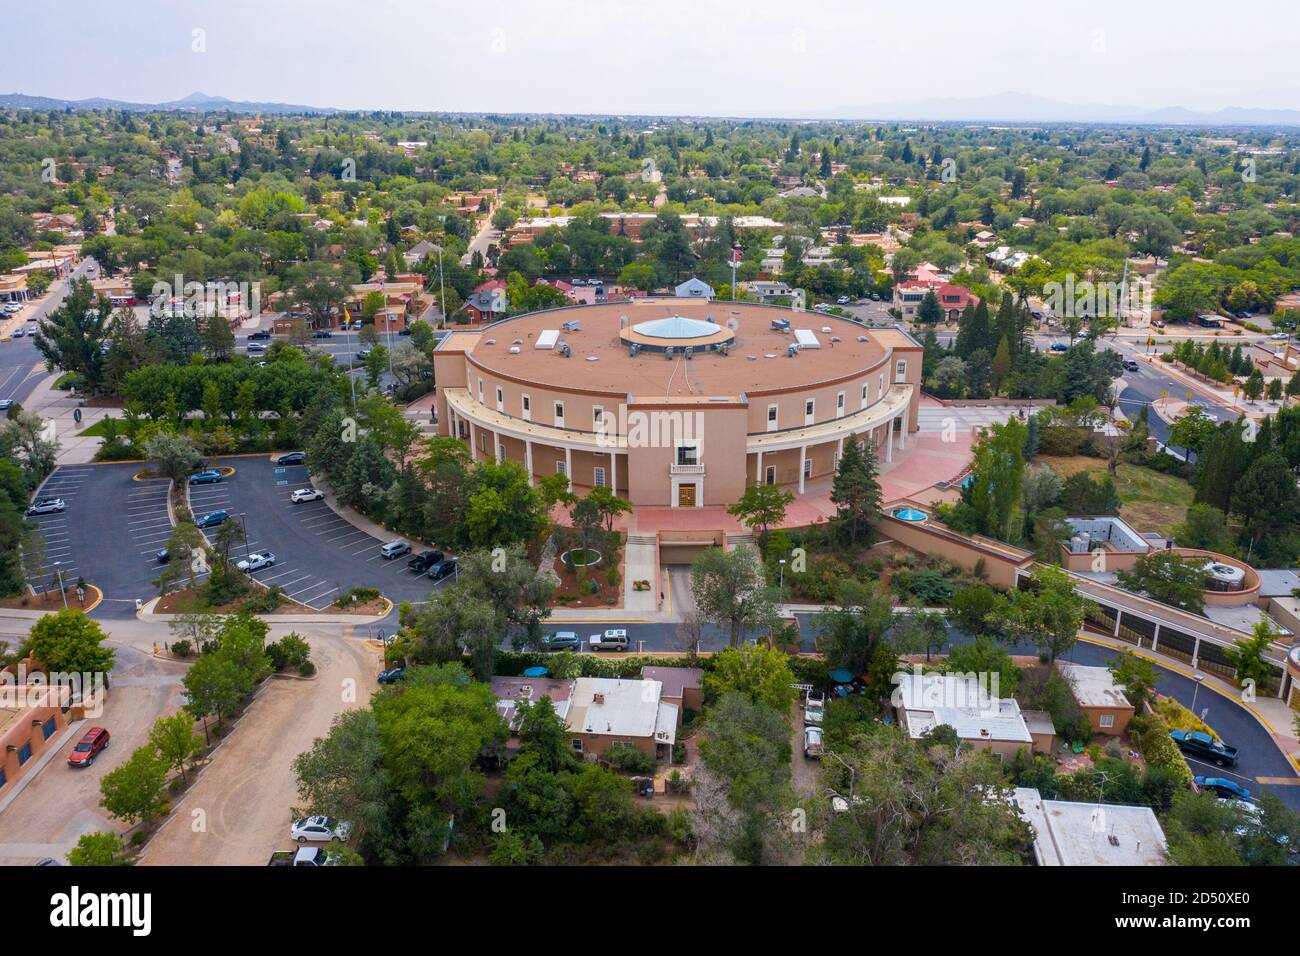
[4,89,1300,127]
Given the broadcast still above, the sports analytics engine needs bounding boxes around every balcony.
[669,463,705,475]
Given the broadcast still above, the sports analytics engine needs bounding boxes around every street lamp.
[52,561,68,609]
[778,558,787,604]
[238,513,251,565]
[1190,674,1205,718]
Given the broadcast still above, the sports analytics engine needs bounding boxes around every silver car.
[26,497,66,516]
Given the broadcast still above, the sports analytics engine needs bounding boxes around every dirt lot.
[138,627,377,865]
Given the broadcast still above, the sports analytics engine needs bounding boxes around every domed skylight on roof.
[631,316,720,339]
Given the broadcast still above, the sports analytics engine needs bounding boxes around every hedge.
[1127,714,1194,787]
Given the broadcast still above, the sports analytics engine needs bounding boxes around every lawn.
[1038,455,1193,536]
[76,416,119,437]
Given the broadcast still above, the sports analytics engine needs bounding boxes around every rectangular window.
[17,742,31,765]
[677,444,699,466]
[803,457,812,478]
[521,394,531,421]
[554,401,565,428]
[861,383,868,406]
[495,386,504,412]
[571,738,583,753]
[767,404,778,432]
[594,466,606,488]
[895,359,907,383]
[765,465,776,485]
[0,767,6,789]
[1099,714,1115,729]
[592,405,604,428]
[836,391,845,418]
[478,378,484,402]
[42,717,56,740]
[804,399,815,425]
[556,460,567,476]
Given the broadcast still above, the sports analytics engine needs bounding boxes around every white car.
[1269,332,1290,341]
[291,488,323,503]
[26,497,66,516]
[805,702,825,726]
[236,550,276,572]
[291,815,352,844]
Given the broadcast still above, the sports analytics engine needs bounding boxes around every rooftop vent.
[508,346,520,354]
[593,693,605,705]
[562,319,581,333]
[585,355,598,361]
[485,338,496,345]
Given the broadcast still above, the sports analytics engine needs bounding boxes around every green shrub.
[605,742,657,774]
[170,639,193,658]
[1128,714,1194,787]
[335,586,381,607]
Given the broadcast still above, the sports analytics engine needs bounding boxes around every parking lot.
[22,463,177,619]
[191,455,448,611]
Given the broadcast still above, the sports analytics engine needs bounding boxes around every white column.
[836,436,844,467]
[755,450,763,484]
[610,450,618,495]
[565,446,573,492]
[1150,623,1160,653]
[494,432,503,463]
[525,440,534,486]
[1191,636,1200,669]
[898,414,906,449]
[798,445,807,493]
[886,424,893,463]
[468,421,478,462]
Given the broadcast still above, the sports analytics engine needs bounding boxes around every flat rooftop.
[566,677,676,745]
[460,300,907,398]
[1012,788,1168,866]
[1057,663,1133,710]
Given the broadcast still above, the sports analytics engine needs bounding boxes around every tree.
[1000,564,1085,661]
[1107,651,1158,712]
[830,433,882,545]
[968,417,1028,541]
[897,606,948,662]
[728,482,794,548]
[201,313,235,361]
[816,578,894,676]
[1233,450,1300,554]
[814,727,1032,865]
[1242,368,1264,402]
[289,260,359,329]
[946,585,1001,637]
[1115,551,1207,613]
[26,608,116,675]
[182,653,243,742]
[143,431,201,484]
[293,709,391,854]
[586,484,633,533]
[697,693,793,865]
[916,288,942,325]
[702,643,797,713]
[32,278,112,393]
[149,712,204,784]
[66,831,128,866]
[99,745,168,827]
[690,545,778,647]
[1223,618,1283,691]
[1168,405,1215,461]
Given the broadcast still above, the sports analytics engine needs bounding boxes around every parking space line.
[289,581,335,600]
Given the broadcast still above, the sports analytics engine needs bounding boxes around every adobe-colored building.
[1057,663,1135,736]
[433,300,922,508]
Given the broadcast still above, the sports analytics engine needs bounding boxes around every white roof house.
[893,671,1032,745]
[566,678,677,746]
[1057,663,1133,710]
[1011,788,1168,866]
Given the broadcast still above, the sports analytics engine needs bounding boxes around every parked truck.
[1170,730,1239,767]
[267,847,336,867]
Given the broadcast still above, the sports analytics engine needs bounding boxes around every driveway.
[195,456,452,610]
[139,628,376,866]
[0,643,187,865]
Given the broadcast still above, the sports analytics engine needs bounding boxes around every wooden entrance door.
[677,483,697,507]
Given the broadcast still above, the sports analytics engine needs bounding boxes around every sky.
[7,0,1300,116]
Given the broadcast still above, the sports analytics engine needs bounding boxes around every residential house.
[674,277,714,300]
[461,279,509,323]
[892,280,975,321]
[1057,663,1135,736]
[893,671,1034,760]
[1011,787,1168,865]
[490,676,575,735]
[640,666,703,731]
[565,677,678,760]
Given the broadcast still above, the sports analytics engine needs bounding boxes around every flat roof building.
[1011,787,1168,866]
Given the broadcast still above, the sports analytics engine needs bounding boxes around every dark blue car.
[196,510,229,528]
[189,469,223,485]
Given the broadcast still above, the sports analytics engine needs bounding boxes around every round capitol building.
[432,298,921,509]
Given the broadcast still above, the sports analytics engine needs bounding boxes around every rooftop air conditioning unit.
[562,319,580,332]
[508,346,520,354]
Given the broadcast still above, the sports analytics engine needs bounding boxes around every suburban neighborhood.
[0,2,1297,940]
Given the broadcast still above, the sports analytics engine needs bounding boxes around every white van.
[588,629,629,651]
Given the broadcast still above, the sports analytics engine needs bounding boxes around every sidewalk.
[22,373,114,464]
[1078,631,1300,772]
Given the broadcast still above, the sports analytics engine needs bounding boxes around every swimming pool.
[892,507,928,522]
